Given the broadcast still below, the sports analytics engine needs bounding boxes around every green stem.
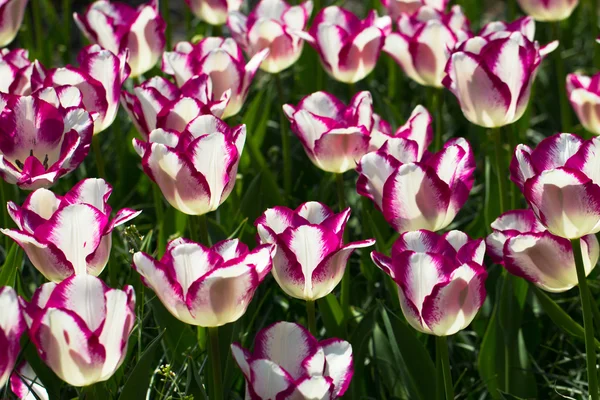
[590,0,600,68]
[152,185,166,258]
[0,179,9,250]
[306,300,317,336]
[61,0,72,64]
[274,73,292,199]
[554,22,572,131]
[335,173,346,211]
[335,173,351,329]
[163,0,172,50]
[208,327,223,400]
[92,135,106,179]
[429,88,443,151]
[436,336,454,400]
[572,238,599,400]
[492,128,507,215]
[189,214,209,245]
[387,57,396,101]
[31,0,47,64]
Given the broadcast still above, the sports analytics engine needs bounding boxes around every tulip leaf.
[118,330,165,400]
[0,243,22,287]
[317,293,344,338]
[349,307,377,397]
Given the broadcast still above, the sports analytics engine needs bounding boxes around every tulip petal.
[249,359,294,398]
[357,151,401,210]
[321,338,353,397]
[530,133,583,173]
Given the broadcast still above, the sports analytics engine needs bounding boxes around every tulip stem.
[274,73,292,199]
[491,128,507,215]
[428,88,443,151]
[92,135,106,179]
[554,22,572,131]
[208,327,223,400]
[189,214,209,245]
[335,173,346,211]
[436,336,454,400]
[162,0,172,50]
[306,300,317,336]
[0,179,9,250]
[152,185,166,258]
[31,0,47,64]
[335,173,351,330]
[572,238,599,400]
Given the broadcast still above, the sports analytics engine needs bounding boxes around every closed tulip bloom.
[0,88,94,190]
[372,230,487,336]
[306,6,392,83]
[10,362,48,400]
[384,5,470,88]
[567,72,600,135]
[0,0,28,47]
[133,238,273,327]
[133,115,246,215]
[0,287,25,389]
[517,0,579,21]
[381,0,448,20]
[357,108,475,233]
[186,0,242,25]
[231,321,353,399]
[162,38,268,118]
[510,133,600,239]
[74,0,165,78]
[121,75,230,140]
[228,0,313,73]
[21,275,135,387]
[1,178,141,282]
[255,202,375,301]
[487,210,599,293]
[0,49,45,95]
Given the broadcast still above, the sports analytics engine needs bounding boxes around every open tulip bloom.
[231,321,353,399]
[381,0,448,20]
[305,6,392,83]
[0,287,25,389]
[567,72,600,136]
[255,201,375,301]
[517,0,579,22]
[133,115,245,216]
[0,48,45,95]
[372,230,487,336]
[74,0,165,78]
[10,362,48,400]
[162,37,268,119]
[1,178,141,282]
[133,238,273,327]
[0,0,28,47]
[21,275,135,387]
[228,0,313,74]
[186,0,242,25]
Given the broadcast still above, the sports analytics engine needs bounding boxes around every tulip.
[567,72,600,135]
[186,0,242,25]
[0,49,45,95]
[487,209,599,292]
[255,201,375,301]
[357,107,475,233]
[231,321,353,399]
[0,0,28,47]
[121,75,230,140]
[479,16,537,39]
[305,6,392,83]
[227,0,313,73]
[133,115,245,215]
[372,230,487,335]
[74,0,165,78]
[0,88,94,190]
[10,362,48,400]
[133,238,273,326]
[510,133,600,239]
[517,0,579,22]
[383,5,470,88]
[21,275,135,387]
[381,0,448,20]
[0,287,25,389]
[162,38,268,119]
[1,178,141,282]
[443,27,557,128]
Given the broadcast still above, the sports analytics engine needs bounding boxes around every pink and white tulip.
[510,133,600,239]
[567,72,600,135]
[0,0,28,47]
[0,88,94,190]
[305,6,392,83]
[0,49,45,95]
[1,178,141,282]
[487,209,599,293]
[357,107,475,233]
[133,115,246,215]
[10,362,49,400]
[74,0,166,78]
[231,321,353,399]
[21,275,135,387]
[381,0,448,20]
[121,75,230,140]
[383,5,470,88]
[45,45,130,134]
[517,0,579,21]
[162,38,268,118]
[228,0,313,73]
[186,0,242,25]
[372,230,487,336]
[255,202,375,301]
[0,287,24,389]
[133,238,273,327]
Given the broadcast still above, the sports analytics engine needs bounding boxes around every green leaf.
[317,293,344,338]
[0,243,23,287]
[150,298,197,366]
[118,330,165,400]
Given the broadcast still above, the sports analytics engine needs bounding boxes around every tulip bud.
[255,201,375,301]
[567,72,600,136]
[1,178,141,282]
[517,0,579,22]
[10,362,48,400]
[0,49,45,95]
[231,321,353,399]
[372,230,487,336]
[0,287,25,389]
[186,0,242,25]
[381,0,448,20]
[0,0,28,47]
[133,238,273,327]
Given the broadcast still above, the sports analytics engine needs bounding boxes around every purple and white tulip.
[381,0,448,20]
[305,6,392,83]
[10,362,48,400]
[45,45,130,135]
[121,75,230,141]
[1,178,141,282]
[443,24,557,128]
[133,115,246,215]
[255,202,375,301]
[383,5,470,88]
[372,230,487,336]
[567,72,600,136]
[186,0,242,25]
[487,209,599,293]
[0,0,28,47]
[0,287,25,389]
[133,238,273,327]
[162,38,268,118]
[517,0,579,21]
[0,49,45,95]
[231,321,353,399]
[21,275,135,387]
[357,107,475,233]
[74,0,166,78]
[0,88,94,190]
[228,0,313,73]
[511,133,600,239]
